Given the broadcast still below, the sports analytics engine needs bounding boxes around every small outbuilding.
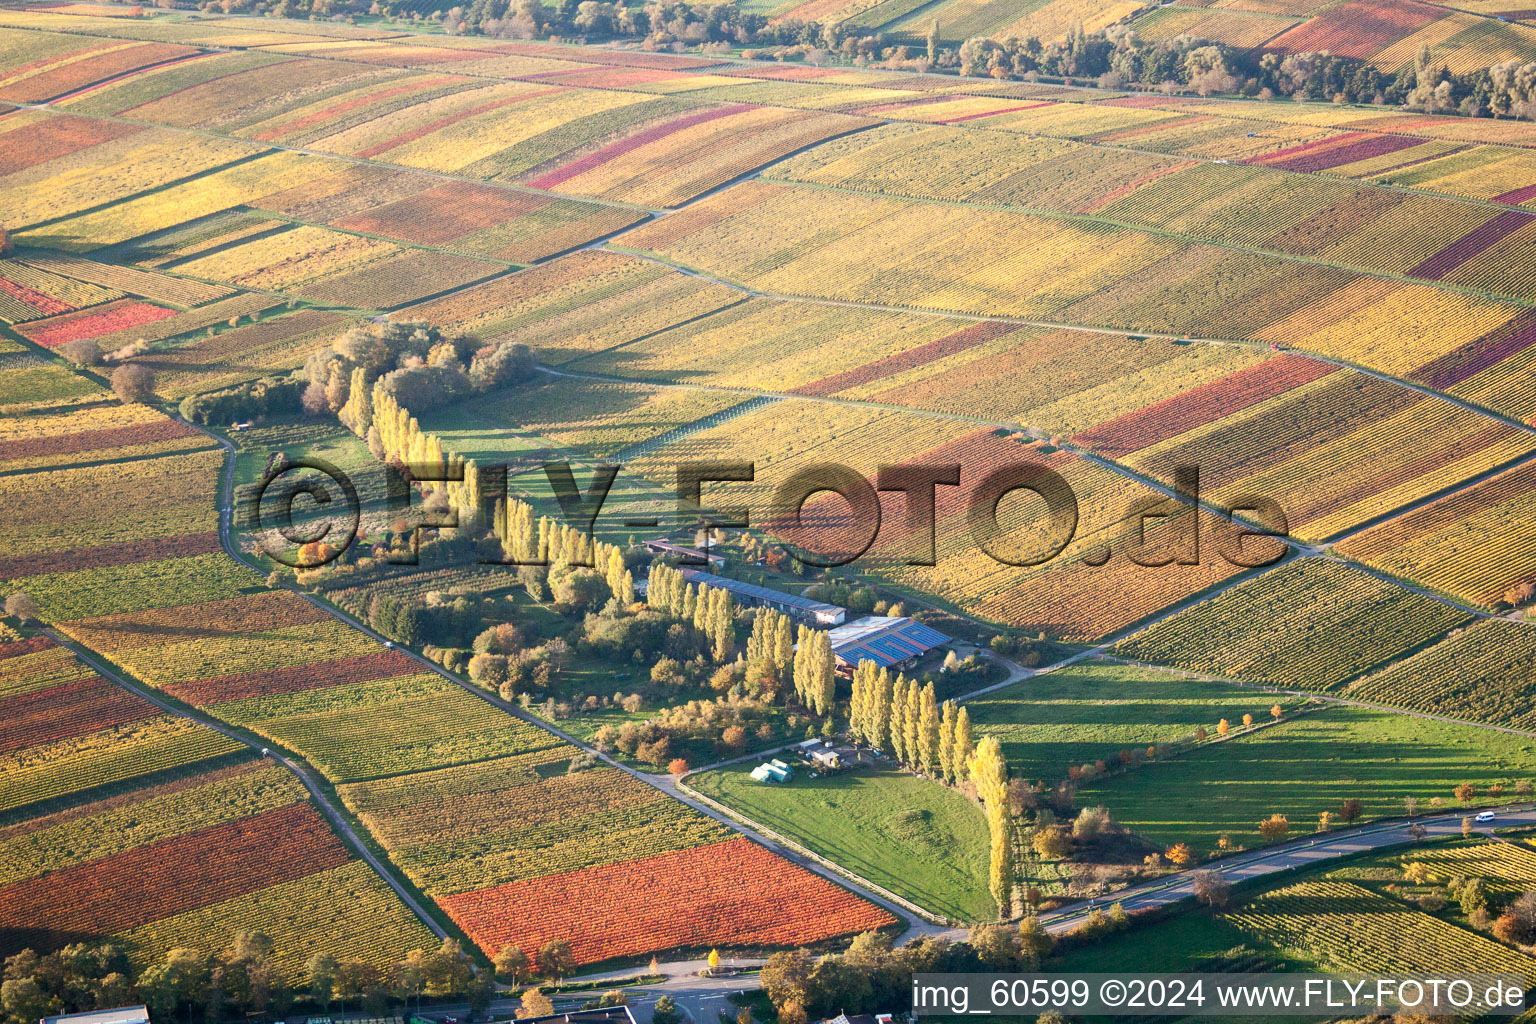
[42,1007,150,1024]
[751,762,792,783]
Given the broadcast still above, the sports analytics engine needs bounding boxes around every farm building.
[821,1014,895,1024]
[827,616,951,673]
[517,1008,639,1024]
[645,539,724,567]
[678,568,845,625]
[751,759,794,783]
[42,1008,149,1024]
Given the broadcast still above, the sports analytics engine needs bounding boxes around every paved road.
[41,626,449,941]
[1037,804,1536,933]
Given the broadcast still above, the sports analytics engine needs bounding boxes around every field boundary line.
[674,776,955,926]
[38,625,453,943]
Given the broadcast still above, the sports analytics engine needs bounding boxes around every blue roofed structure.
[678,568,845,625]
[826,615,951,673]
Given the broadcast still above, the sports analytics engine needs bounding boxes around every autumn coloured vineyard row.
[1227,880,1535,981]
[441,837,897,965]
[1117,560,1474,690]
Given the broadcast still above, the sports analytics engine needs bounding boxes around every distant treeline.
[198,0,1536,120]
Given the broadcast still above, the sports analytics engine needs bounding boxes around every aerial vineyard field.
[1,800,385,960]
[1117,559,1474,690]
[1227,880,1535,980]
[211,672,561,783]
[1393,839,1536,896]
[324,180,644,263]
[59,594,386,691]
[1346,621,1536,728]
[10,0,1536,990]
[0,761,304,886]
[0,402,208,472]
[440,837,896,966]
[0,448,223,560]
[340,746,733,893]
[119,859,437,974]
[1336,458,1536,607]
[1095,367,1536,543]
[138,308,355,399]
[443,378,746,460]
[398,249,742,363]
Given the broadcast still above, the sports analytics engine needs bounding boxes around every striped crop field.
[1335,458,1536,607]
[1116,559,1474,690]
[7,1,1536,992]
[1347,620,1536,729]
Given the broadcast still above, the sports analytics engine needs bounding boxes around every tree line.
[314,0,1536,123]
[1,936,500,1024]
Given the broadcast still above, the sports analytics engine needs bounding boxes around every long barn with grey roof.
[678,568,845,625]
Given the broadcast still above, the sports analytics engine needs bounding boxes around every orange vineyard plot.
[440,837,896,966]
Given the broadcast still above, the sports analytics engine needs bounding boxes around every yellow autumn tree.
[970,735,1015,915]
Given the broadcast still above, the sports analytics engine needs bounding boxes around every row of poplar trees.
[645,564,737,664]
[365,387,642,609]
[742,606,837,718]
[848,663,974,783]
[848,661,1016,913]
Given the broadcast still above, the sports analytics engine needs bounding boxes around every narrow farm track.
[188,427,942,935]
[36,626,451,943]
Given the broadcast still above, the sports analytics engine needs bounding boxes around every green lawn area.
[966,660,1290,785]
[687,765,994,923]
[1078,704,1536,854]
[419,401,551,467]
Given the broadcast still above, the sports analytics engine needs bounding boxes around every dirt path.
[40,626,450,942]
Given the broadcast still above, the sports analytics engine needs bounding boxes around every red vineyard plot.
[0,675,158,754]
[17,300,179,349]
[441,836,897,965]
[0,418,201,464]
[0,802,352,956]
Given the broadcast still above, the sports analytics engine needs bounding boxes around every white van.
[1475,810,1496,824]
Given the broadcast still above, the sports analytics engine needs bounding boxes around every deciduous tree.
[516,989,553,1018]
[970,735,1015,913]
[1191,870,1231,908]
[110,364,154,404]
[4,592,39,623]
[538,940,575,983]
[493,945,529,985]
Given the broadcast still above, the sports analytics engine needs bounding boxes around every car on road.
[1476,811,1496,823]
[384,640,395,649]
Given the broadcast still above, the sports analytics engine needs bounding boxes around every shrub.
[110,364,154,404]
